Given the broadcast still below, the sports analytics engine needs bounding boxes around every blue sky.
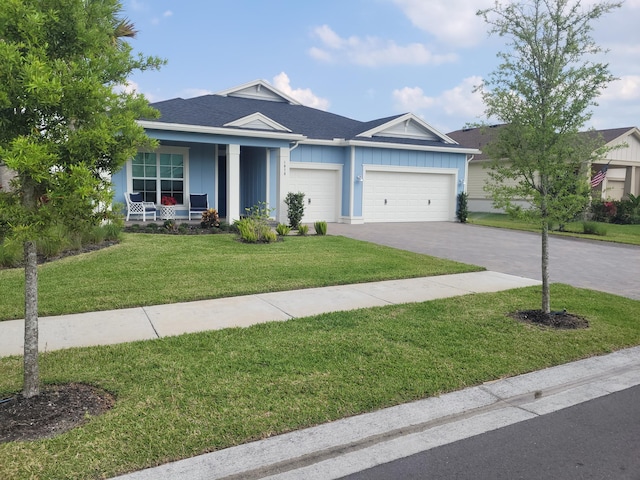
[121,0,640,134]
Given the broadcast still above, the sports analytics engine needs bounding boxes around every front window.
[132,150,185,204]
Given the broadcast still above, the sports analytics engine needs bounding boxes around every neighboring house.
[113,80,480,224]
[447,125,640,212]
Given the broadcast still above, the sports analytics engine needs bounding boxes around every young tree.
[476,0,620,314]
[0,0,163,397]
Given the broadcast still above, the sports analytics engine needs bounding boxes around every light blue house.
[112,80,480,224]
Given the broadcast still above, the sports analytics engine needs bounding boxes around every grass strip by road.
[0,233,481,321]
[1,284,639,479]
[468,212,640,246]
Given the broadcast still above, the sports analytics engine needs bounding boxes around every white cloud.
[309,25,456,66]
[393,76,485,130]
[150,9,173,25]
[272,72,330,111]
[113,80,160,103]
[598,75,640,104]
[393,0,493,48]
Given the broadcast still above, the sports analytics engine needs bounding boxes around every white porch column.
[227,144,241,223]
[277,147,290,224]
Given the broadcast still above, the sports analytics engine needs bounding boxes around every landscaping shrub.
[284,192,305,229]
[583,221,607,236]
[297,224,309,236]
[83,225,107,244]
[235,202,277,243]
[456,191,469,223]
[0,238,22,267]
[102,222,123,241]
[590,196,640,225]
[200,208,220,228]
[163,219,177,232]
[262,228,277,243]
[314,221,327,235]
[37,225,72,258]
[236,218,259,243]
[276,223,291,236]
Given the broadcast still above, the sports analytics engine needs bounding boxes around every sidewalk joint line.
[141,307,160,339]
[254,296,295,320]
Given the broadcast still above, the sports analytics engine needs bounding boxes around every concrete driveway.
[329,222,640,301]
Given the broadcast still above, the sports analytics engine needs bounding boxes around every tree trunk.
[541,220,551,314]
[23,240,39,398]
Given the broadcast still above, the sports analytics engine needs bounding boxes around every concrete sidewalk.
[1,271,540,357]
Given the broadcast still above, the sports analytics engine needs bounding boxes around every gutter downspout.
[464,154,474,193]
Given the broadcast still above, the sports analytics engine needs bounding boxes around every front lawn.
[469,212,640,246]
[0,233,482,321]
[1,285,639,479]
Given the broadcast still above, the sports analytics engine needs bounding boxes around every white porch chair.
[124,192,157,221]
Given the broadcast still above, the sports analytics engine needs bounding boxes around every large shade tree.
[476,0,620,314]
[0,0,163,397]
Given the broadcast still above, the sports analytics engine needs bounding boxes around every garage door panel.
[288,168,339,223]
[363,170,453,223]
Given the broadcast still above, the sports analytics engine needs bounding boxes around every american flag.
[590,165,608,188]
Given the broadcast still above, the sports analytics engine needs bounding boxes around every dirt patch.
[0,383,115,443]
[510,309,589,329]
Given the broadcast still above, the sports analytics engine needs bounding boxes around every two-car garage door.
[363,169,455,223]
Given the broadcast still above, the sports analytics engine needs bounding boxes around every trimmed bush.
[297,224,309,236]
[456,191,469,223]
[284,192,305,229]
[314,221,327,235]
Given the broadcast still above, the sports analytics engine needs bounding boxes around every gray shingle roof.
[149,95,372,141]
[447,125,637,161]
[146,94,465,150]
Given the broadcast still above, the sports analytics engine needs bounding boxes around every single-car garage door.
[363,170,454,222]
[288,166,340,223]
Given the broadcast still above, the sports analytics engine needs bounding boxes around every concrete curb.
[111,345,640,479]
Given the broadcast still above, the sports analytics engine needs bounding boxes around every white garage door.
[288,167,340,223]
[363,170,453,222]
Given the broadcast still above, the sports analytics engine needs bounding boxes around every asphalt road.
[340,384,640,480]
[329,222,640,300]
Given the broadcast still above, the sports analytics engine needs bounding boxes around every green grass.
[0,233,481,321]
[469,212,640,245]
[1,284,639,479]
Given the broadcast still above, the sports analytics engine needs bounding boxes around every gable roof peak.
[215,79,301,106]
[358,112,457,144]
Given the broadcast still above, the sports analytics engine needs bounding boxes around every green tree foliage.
[476,0,620,313]
[0,0,163,397]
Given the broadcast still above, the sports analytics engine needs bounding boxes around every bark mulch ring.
[0,383,115,443]
[510,309,589,329]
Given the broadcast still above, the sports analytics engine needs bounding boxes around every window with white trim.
[132,150,186,204]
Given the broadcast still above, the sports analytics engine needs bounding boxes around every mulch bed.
[510,309,589,329]
[0,383,115,443]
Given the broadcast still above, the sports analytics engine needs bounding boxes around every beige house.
[448,126,640,212]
